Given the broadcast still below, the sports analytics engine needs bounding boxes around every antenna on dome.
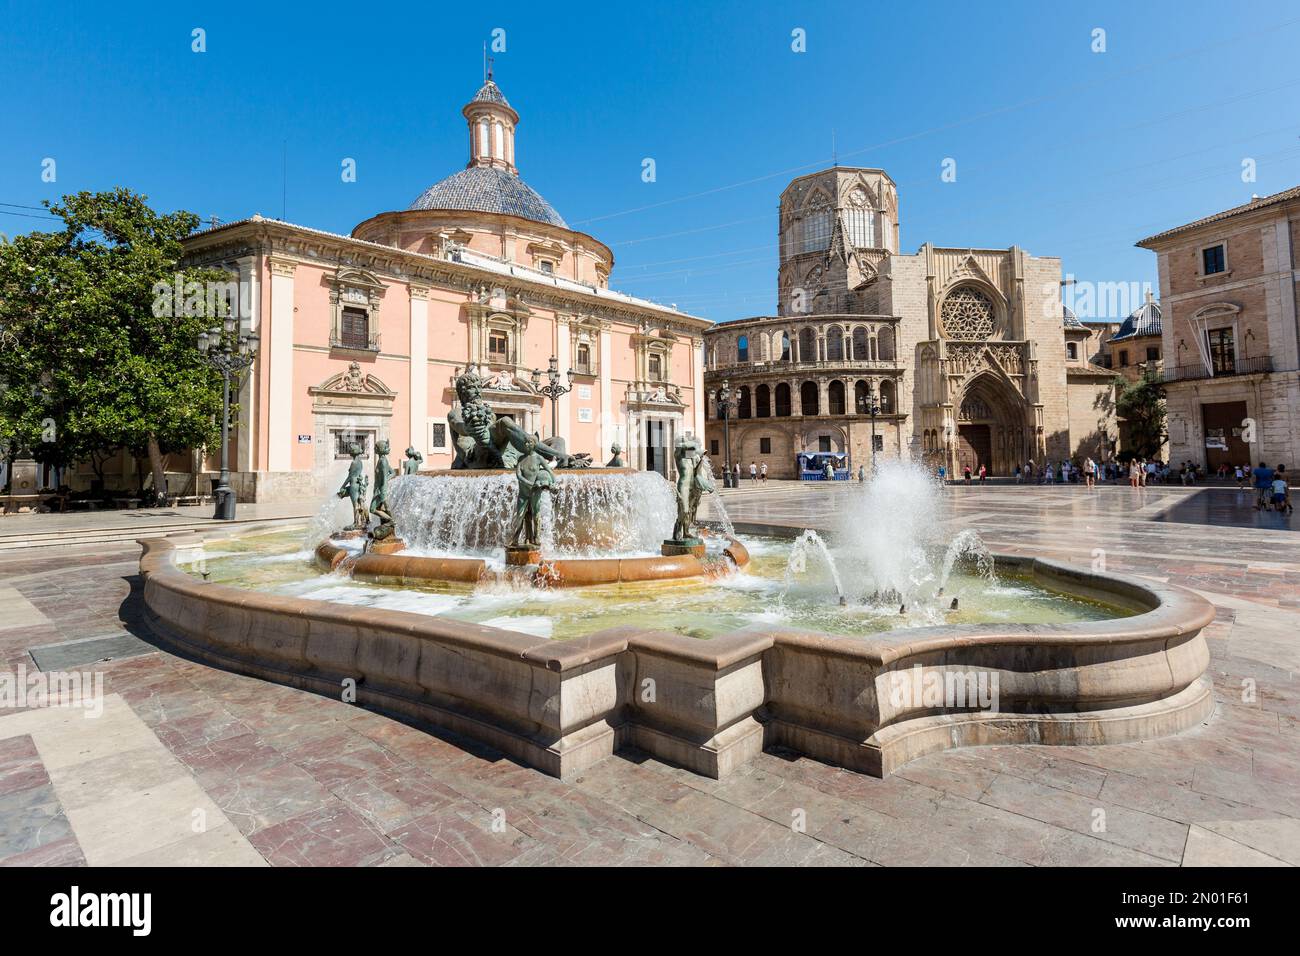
[482,42,487,82]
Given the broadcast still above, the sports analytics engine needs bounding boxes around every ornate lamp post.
[531,356,574,442]
[859,380,881,474]
[197,318,259,520]
[710,380,739,488]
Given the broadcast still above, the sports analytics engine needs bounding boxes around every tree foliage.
[1114,369,1167,460]
[0,188,229,493]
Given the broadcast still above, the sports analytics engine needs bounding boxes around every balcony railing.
[330,329,381,352]
[1163,356,1273,382]
[707,357,899,377]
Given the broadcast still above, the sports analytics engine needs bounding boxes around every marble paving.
[0,481,1297,866]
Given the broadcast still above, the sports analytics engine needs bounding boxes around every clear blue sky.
[3,1,1298,323]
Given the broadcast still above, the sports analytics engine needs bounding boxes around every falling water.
[938,528,994,589]
[710,492,737,539]
[302,461,353,553]
[386,470,676,558]
[784,529,845,602]
[805,458,995,611]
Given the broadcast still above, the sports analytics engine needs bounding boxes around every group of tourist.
[1243,462,1294,512]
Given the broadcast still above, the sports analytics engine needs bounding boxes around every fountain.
[137,402,1216,783]
[313,371,749,588]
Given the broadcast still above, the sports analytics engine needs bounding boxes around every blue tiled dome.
[1111,296,1162,341]
[408,165,567,228]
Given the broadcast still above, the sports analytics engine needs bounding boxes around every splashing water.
[939,528,994,589]
[386,470,676,558]
[784,529,844,602]
[303,461,353,553]
[710,491,737,539]
[802,458,994,611]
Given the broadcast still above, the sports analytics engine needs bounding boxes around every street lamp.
[711,379,739,488]
[859,380,881,474]
[198,319,259,520]
[531,356,573,442]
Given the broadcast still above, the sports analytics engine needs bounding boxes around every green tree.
[0,189,229,497]
[1115,369,1167,459]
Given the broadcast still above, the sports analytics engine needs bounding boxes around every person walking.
[1015,462,1023,484]
[1084,456,1096,489]
[1129,459,1140,488]
[963,464,972,486]
[749,461,758,483]
[759,461,767,483]
[1235,464,1246,490]
[857,464,865,482]
[937,463,946,483]
[978,463,987,486]
[1253,461,1275,510]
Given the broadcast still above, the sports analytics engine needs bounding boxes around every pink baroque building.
[180,75,710,501]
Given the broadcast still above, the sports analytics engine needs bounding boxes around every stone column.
[409,286,429,457]
[267,258,296,472]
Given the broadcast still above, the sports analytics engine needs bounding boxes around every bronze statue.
[606,442,624,468]
[508,439,556,549]
[336,443,369,530]
[448,371,590,470]
[403,446,423,475]
[670,436,710,542]
[370,439,396,539]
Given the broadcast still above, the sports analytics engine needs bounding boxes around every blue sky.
[2,1,1298,323]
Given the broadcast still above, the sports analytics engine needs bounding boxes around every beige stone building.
[703,166,1117,478]
[1137,185,1300,472]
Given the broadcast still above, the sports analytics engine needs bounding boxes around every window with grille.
[340,307,370,349]
[801,208,831,253]
[648,354,663,380]
[575,343,592,373]
[844,206,873,248]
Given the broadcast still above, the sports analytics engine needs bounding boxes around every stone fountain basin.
[137,531,1215,781]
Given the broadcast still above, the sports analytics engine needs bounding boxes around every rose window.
[941,287,995,340]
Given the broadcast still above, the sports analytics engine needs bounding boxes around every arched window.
[854,379,869,414]
[801,206,831,253]
[800,381,819,416]
[756,384,771,418]
[780,331,791,361]
[737,386,751,419]
[879,380,894,414]
[829,380,846,415]
[737,334,749,363]
[877,326,895,362]
[852,327,868,360]
[798,327,815,362]
[775,382,792,416]
[826,326,844,361]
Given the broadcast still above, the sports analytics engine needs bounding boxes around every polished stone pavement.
[0,482,1297,866]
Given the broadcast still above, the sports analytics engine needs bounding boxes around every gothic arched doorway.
[954,374,1026,477]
